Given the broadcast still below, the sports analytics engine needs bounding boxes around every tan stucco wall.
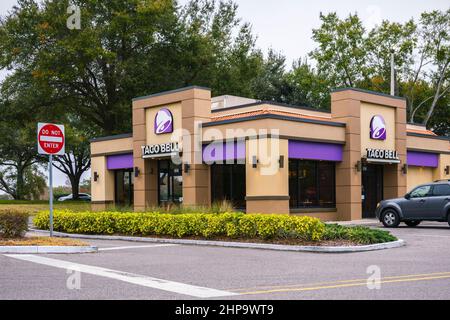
[90,156,115,202]
[407,166,434,192]
[360,102,396,156]
[245,138,289,197]
[203,118,345,144]
[245,138,289,214]
[91,137,133,156]
[435,153,450,180]
[407,135,449,153]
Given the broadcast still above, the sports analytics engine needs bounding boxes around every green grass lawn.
[0,200,91,215]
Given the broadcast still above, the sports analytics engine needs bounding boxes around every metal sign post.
[49,154,53,237]
[37,123,65,237]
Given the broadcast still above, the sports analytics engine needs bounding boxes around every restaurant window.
[211,164,246,209]
[289,159,336,208]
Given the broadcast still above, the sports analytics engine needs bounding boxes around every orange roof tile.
[211,109,335,123]
[407,129,437,136]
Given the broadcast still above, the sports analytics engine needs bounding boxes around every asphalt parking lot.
[1,221,450,300]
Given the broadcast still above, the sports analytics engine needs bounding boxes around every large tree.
[0,0,264,136]
[309,10,450,133]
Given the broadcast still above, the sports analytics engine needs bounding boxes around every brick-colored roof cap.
[407,128,437,136]
[211,109,334,123]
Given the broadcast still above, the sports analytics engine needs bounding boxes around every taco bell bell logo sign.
[370,115,386,140]
[154,108,173,135]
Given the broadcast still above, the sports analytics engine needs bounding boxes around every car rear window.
[432,184,450,196]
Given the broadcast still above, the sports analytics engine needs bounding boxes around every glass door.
[158,160,183,205]
[114,169,134,207]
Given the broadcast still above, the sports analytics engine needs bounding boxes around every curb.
[30,229,405,253]
[0,245,98,254]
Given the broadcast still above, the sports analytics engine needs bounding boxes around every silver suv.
[375,180,450,228]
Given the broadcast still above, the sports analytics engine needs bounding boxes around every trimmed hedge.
[323,224,397,244]
[0,210,29,238]
[34,210,325,241]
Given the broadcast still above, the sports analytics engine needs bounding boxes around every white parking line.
[98,244,178,251]
[4,254,238,298]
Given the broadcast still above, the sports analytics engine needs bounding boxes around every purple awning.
[288,140,343,161]
[407,151,439,168]
[203,141,246,163]
[107,153,133,170]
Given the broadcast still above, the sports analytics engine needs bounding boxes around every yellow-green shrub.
[33,210,325,241]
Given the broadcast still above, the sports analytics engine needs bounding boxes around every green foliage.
[0,209,29,238]
[33,210,325,241]
[323,224,397,244]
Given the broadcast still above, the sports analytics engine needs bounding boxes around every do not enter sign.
[37,123,65,155]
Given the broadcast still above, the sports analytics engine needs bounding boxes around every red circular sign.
[38,124,65,154]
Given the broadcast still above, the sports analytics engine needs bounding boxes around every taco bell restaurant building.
[90,86,450,221]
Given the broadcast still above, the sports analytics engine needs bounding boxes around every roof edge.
[332,87,406,101]
[132,86,211,102]
[90,133,133,143]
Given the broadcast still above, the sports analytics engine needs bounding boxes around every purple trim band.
[288,140,343,162]
[203,141,246,163]
[107,153,134,170]
[407,151,439,168]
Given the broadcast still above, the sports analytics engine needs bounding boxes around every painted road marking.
[236,272,450,296]
[230,270,450,292]
[5,254,237,298]
[98,244,178,251]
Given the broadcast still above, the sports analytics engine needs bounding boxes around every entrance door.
[362,164,383,218]
[114,169,134,207]
[158,160,183,205]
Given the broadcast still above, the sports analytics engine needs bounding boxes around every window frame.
[410,185,433,198]
[431,184,450,197]
[289,159,336,209]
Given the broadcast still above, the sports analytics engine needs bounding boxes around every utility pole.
[390,51,395,96]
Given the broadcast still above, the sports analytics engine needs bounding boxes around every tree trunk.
[70,175,81,200]
[15,166,25,200]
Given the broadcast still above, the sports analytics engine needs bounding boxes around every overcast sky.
[0,0,448,189]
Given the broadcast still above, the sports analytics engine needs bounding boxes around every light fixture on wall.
[401,164,408,175]
[93,172,99,182]
[279,155,285,169]
[445,165,450,175]
[355,161,362,172]
[134,167,140,178]
[184,163,191,174]
[252,156,258,168]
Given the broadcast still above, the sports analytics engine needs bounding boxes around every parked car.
[58,193,91,202]
[376,180,450,228]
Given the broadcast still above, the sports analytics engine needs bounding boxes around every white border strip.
[4,254,237,298]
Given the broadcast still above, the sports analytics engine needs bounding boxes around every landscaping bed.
[34,210,397,246]
[0,237,88,246]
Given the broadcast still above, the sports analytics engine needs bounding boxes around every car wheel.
[405,220,421,227]
[381,209,400,228]
[447,214,450,227]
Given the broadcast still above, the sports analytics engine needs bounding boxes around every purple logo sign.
[370,115,386,140]
[154,108,173,134]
